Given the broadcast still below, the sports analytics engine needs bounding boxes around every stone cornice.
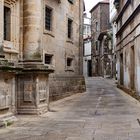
[116,4,140,37]
[116,0,131,23]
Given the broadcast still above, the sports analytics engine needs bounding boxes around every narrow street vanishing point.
[0,78,140,140]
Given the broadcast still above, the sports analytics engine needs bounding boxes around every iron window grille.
[45,54,53,64]
[4,6,11,41]
[45,6,52,31]
[68,0,74,4]
[68,18,73,39]
[67,58,73,67]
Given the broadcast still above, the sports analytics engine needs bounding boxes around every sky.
[84,0,102,17]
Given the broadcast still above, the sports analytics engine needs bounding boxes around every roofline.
[90,2,109,13]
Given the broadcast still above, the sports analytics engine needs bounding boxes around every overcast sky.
[84,0,101,16]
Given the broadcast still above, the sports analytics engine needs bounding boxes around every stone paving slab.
[0,77,140,140]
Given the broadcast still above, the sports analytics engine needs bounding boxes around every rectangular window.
[45,6,52,31]
[67,58,73,67]
[83,25,86,35]
[95,22,98,32]
[4,6,11,41]
[68,0,74,4]
[96,41,98,51]
[45,54,53,64]
[68,18,73,39]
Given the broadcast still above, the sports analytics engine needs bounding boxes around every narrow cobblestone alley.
[1,77,140,140]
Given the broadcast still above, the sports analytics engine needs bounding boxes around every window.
[95,22,98,32]
[68,0,74,4]
[67,58,73,67]
[83,25,86,35]
[104,47,108,53]
[96,41,98,51]
[45,6,52,31]
[68,18,73,39]
[45,54,53,64]
[87,26,90,34]
[4,6,11,41]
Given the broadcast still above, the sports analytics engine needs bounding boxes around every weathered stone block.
[49,74,86,101]
[17,73,49,115]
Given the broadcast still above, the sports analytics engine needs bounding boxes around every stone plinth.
[17,73,49,115]
[0,72,16,121]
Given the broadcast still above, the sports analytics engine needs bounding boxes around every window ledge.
[3,47,19,54]
[66,39,74,44]
[3,40,13,48]
[65,67,74,72]
[44,30,55,38]
[44,64,55,70]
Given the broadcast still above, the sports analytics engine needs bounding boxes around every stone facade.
[110,0,118,80]
[90,1,112,77]
[98,30,114,78]
[83,14,92,77]
[49,75,85,101]
[0,0,85,120]
[115,0,140,95]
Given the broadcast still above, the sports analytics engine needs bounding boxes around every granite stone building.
[83,14,92,77]
[114,0,140,95]
[0,0,85,122]
[98,30,113,78]
[90,1,112,77]
[110,0,118,79]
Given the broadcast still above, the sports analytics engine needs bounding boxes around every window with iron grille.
[45,54,53,64]
[67,58,73,67]
[95,41,98,51]
[68,0,74,4]
[68,18,73,39]
[95,21,98,32]
[4,6,11,41]
[45,6,52,31]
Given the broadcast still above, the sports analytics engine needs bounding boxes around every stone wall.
[90,2,110,76]
[0,0,85,120]
[0,73,16,118]
[116,1,140,95]
[49,74,86,101]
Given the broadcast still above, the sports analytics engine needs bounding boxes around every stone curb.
[0,116,17,129]
[116,87,140,107]
[105,78,140,107]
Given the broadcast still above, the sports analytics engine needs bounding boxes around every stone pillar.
[0,0,4,57]
[23,0,42,61]
[17,73,49,115]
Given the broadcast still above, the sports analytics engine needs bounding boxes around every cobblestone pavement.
[1,77,140,140]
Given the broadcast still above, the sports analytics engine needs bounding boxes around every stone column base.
[17,73,49,115]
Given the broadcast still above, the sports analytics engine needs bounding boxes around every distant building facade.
[115,0,140,94]
[110,0,118,79]
[90,1,113,77]
[83,14,92,77]
[0,0,85,121]
[98,30,113,77]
